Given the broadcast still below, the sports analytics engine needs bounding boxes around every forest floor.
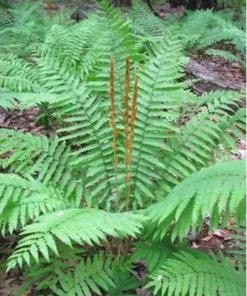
[0,3,246,296]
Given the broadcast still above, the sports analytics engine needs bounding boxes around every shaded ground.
[193,53,245,89]
[188,51,246,95]
[155,3,186,18]
[0,235,29,296]
[0,108,53,135]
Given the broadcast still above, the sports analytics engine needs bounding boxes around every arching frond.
[181,10,246,55]
[49,253,114,296]
[0,130,83,206]
[85,1,142,98]
[7,209,146,270]
[0,6,12,29]
[226,223,246,267]
[127,0,166,38]
[0,2,71,55]
[131,240,170,273]
[158,91,246,194]
[146,250,246,296]
[146,160,246,241]
[128,30,190,207]
[0,54,38,92]
[0,174,65,234]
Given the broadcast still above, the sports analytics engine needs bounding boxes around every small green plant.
[0,1,246,295]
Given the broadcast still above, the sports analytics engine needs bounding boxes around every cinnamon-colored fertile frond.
[108,56,139,210]
[108,57,118,170]
[123,56,130,126]
[123,60,139,211]
[109,56,116,126]
[130,77,138,141]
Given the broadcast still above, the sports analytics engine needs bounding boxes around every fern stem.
[125,78,138,211]
[123,57,131,211]
[109,57,120,209]
[124,64,138,212]
[129,77,138,142]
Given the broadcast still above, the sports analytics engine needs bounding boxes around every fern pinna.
[0,2,246,296]
[146,250,245,296]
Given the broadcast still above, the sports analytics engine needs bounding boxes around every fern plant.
[126,5,246,68]
[180,10,246,67]
[145,160,246,241]
[0,2,246,295]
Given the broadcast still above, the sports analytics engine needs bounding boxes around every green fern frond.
[0,91,17,109]
[0,3,45,54]
[0,173,33,215]
[30,21,94,70]
[36,54,81,95]
[15,246,86,295]
[198,90,244,113]
[129,30,189,207]
[158,91,246,194]
[146,250,246,296]
[21,252,116,296]
[181,10,246,55]
[0,129,66,176]
[7,209,146,270]
[0,2,72,55]
[108,268,140,296]
[50,253,114,296]
[0,174,66,234]
[128,0,166,38]
[0,54,38,92]
[85,3,141,98]
[226,223,246,267]
[216,108,246,157]
[211,15,246,55]
[0,7,11,28]
[56,90,114,206]
[131,240,170,273]
[0,91,56,109]
[0,130,83,206]
[181,10,214,46]
[146,160,246,241]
